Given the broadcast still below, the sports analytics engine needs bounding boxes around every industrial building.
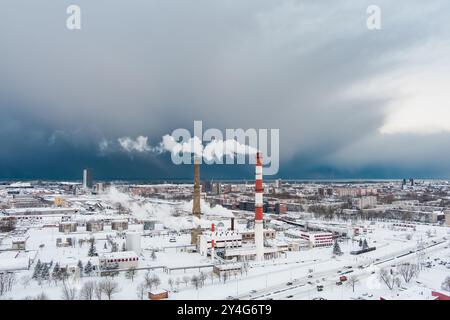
[99,251,139,270]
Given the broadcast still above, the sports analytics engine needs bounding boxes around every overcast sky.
[1,0,450,180]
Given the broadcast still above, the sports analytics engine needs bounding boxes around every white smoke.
[114,133,257,161]
[159,134,258,161]
[118,136,153,153]
[104,186,192,230]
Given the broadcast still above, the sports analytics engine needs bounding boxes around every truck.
[339,275,348,282]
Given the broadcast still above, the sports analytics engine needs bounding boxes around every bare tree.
[223,272,228,284]
[199,272,207,287]
[441,276,450,291]
[20,275,32,289]
[209,272,215,284]
[398,263,419,283]
[151,274,161,289]
[182,275,190,287]
[0,272,16,296]
[136,282,146,300]
[94,282,103,300]
[191,275,200,290]
[61,282,78,300]
[143,271,153,289]
[100,278,119,300]
[346,275,359,292]
[379,268,401,290]
[168,278,174,290]
[125,267,137,282]
[80,281,96,300]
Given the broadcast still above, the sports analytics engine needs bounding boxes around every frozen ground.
[0,220,449,300]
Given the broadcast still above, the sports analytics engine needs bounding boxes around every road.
[233,238,447,300]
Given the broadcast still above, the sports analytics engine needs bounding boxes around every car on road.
[312,297,326,300]
[336,281,343,286]
[308,275,313,278]
[286,282,293,286]
[226,296,235,300]
[317,285,324,292]
[307,281,313,285]
[286,295,294,298]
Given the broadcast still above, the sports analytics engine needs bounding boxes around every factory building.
[199,230,242,257]
[240,229,276,242]
[99,251,139,270]
[284,230,333,248]
[111,219,128,231]
[86,220,104,232]
[59,222,77,233]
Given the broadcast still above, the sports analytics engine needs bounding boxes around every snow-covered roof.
[100,251,138,260]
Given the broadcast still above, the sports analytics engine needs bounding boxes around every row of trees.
[0,272,16,296]
[62,278,120,300]
[379,263,420,290]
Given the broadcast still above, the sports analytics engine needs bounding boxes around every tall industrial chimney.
[191,158,202,245]
[211,223,215,261]
[254,152,264,261]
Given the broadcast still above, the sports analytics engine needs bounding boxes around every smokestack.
[255,152,264,261]
[191,158,202,245]
[230,217,235,231]
[211,223,215,262]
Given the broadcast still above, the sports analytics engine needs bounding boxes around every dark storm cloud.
[1,0,450,179]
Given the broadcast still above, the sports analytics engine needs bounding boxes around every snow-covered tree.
[32,259,42,280]
[362,239,369,250]
[332,240,343,256]
[441,276,450,291]
[88,241,97,257]
[151,250,157,261]
[77,260,83,277]
[84,261,93,276]
[40,264,50,283]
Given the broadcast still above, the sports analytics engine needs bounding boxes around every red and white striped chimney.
[211,223,215,261]
[255,152,264,261]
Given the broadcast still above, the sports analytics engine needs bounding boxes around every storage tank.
[126,232,141,254]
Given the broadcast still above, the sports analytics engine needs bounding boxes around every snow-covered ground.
[1,218,449,300]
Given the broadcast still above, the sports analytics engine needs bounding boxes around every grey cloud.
[1,0,450,179]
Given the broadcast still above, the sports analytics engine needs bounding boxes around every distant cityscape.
[0,160,449,300]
